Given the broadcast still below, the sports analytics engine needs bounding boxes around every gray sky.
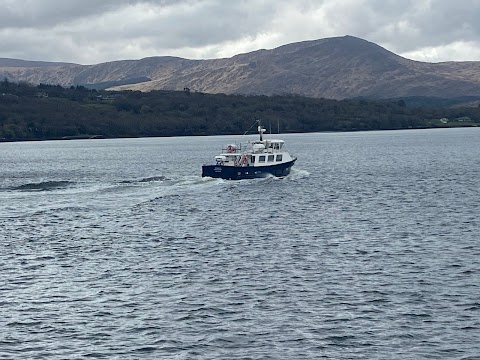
[1,0,480,64]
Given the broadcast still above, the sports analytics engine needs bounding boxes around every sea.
[1,127,479,359]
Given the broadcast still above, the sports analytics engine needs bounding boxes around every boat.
[202,121,297,180]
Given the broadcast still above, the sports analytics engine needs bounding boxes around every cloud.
[0,0,480,63]
[0,0,120,28]
[401,41,480,63]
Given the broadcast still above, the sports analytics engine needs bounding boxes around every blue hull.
[202,159,296,180]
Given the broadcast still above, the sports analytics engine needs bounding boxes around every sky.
[1,0,480,65]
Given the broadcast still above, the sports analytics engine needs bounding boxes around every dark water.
[1,128,479,359]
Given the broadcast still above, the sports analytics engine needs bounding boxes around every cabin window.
[268,155,274,162]
[259,155,266,163]
[276,154,283,161]
[251,155,255,163]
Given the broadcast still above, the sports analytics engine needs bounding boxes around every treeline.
[1,78,479,141]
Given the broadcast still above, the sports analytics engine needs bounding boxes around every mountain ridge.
[2,35,480,99]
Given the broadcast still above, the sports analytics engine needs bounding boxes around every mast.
[257,120,265,141]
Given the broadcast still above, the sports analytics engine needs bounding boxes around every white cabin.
[215,139,293,167]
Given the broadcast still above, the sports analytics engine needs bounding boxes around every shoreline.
[1,124,477,144]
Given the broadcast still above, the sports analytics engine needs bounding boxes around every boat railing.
[222,143,243,153]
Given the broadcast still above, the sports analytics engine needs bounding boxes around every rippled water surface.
[1,128,480,359]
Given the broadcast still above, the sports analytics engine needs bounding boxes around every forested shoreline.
[1,79,479,141]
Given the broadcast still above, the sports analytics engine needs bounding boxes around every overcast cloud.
[1,0,480,64]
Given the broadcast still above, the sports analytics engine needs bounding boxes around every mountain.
[3,35,480,99]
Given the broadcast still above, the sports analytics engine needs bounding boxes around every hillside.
[1,80,479,142]
[2,36,480,99]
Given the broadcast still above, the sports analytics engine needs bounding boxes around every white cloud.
[400,41,480,63]
[0,0,480,63]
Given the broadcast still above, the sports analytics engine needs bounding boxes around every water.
[1,128,479,359]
